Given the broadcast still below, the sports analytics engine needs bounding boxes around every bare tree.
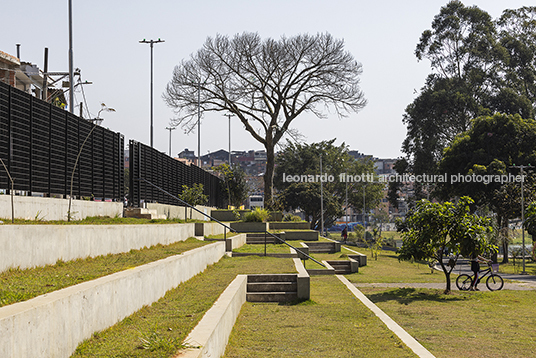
[164,32,366,207]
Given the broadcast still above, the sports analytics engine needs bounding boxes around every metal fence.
[0,81,124,200]
[129,140,223,208]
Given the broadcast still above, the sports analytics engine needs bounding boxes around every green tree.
[213,163,249,208]
[495,6,536,118]
[274,139,382,230]
[438,113,536,262]
[164,32,367,209]
[403,0,499,184]
[178,183,208,219]
[398,197,494,294]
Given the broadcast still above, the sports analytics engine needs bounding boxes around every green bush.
[283,213,302,222]
[244,207,270,222]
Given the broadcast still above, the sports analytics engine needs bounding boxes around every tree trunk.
[501,218,509,264]
[263,143,275,209]
[444,271,451,294]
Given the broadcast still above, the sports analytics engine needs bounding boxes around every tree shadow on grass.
[365,287,468,305]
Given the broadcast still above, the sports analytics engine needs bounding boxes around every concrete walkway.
[353,281,535,291]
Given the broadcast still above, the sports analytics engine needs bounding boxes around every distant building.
[1,49,66,107]
[178,148,197,162]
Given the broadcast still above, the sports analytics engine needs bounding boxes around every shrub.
[244,207,270,222]
[283,213,302,222]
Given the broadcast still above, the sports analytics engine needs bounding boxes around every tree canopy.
[399,2,536,202]
[398,196,494,293]
[213,163,249,208]
[274,139,383,230]
[164,32,367,208]
[437,113,536,261]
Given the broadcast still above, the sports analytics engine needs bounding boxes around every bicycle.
[456,262,504,291]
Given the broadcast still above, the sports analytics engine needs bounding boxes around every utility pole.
[139,38,164,148]
[224,113,234,165]
[166,126,176,157]
[196,82,202,166]
[510,164,530,274]
[68,0,74,113]
[320,154,324,237]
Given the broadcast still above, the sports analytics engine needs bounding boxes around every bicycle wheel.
[456,274,473,291]
[486,274,504,291]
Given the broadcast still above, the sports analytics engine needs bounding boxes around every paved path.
[353,281,535,291]
[352,261,536,291]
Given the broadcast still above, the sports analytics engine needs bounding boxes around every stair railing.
[137,178,325,267]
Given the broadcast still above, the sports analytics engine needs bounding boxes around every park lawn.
[495,260,536,275]
[0,238,210,308]
[360,287,536,358]
[204,232,237,240]
[223,275,416,358]
[72,256,296,358]
[344,249,451,284]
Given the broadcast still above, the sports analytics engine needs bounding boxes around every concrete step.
[247,282,297,292]
[246,292,298,303]
[247,274,297,283]
[305,242,340,253]
[326,260,357,274]
[247,233,283,238]
[246,238,279,244]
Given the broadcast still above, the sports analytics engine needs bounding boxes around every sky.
[0,0,531,159]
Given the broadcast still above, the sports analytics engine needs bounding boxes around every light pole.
[166,126,176,157]
[68,104,115,221]
[193,81,203,166]
[68,0,74,114]
[224,113,234,165]
[511,164,530,274]
[139,38,164,148]
[320,154,324,236]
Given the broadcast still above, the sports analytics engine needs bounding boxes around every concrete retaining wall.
[0,241,226,358]
[268,221,310,230]
[195,222,229,237]
[147,203,214,221]
[226,234,247,252]
[180,275,247,358]
[0,223,195,273]
[0,195,122,221]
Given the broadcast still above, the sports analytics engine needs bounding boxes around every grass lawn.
[0,238,210,307]
[360,287,536,358]
[494,260,536,275]
[223,275,416,358]
[204,232,238,240]
[71,256,296,357]
[344,249,450,284]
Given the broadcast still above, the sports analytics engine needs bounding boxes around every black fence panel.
[0,84,8,189]
[129,140,223,208]
[0,81,124,201]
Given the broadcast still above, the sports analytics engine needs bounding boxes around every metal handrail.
[136,178,325,267]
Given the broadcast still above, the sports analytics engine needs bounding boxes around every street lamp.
[68,103,115,221]
[166,126,176,157]
[139,38,164,148]
[224,113,234,165]
[362,180,381,242]
[511,164,530,274]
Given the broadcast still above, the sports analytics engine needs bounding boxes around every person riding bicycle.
[470,253,491,291]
